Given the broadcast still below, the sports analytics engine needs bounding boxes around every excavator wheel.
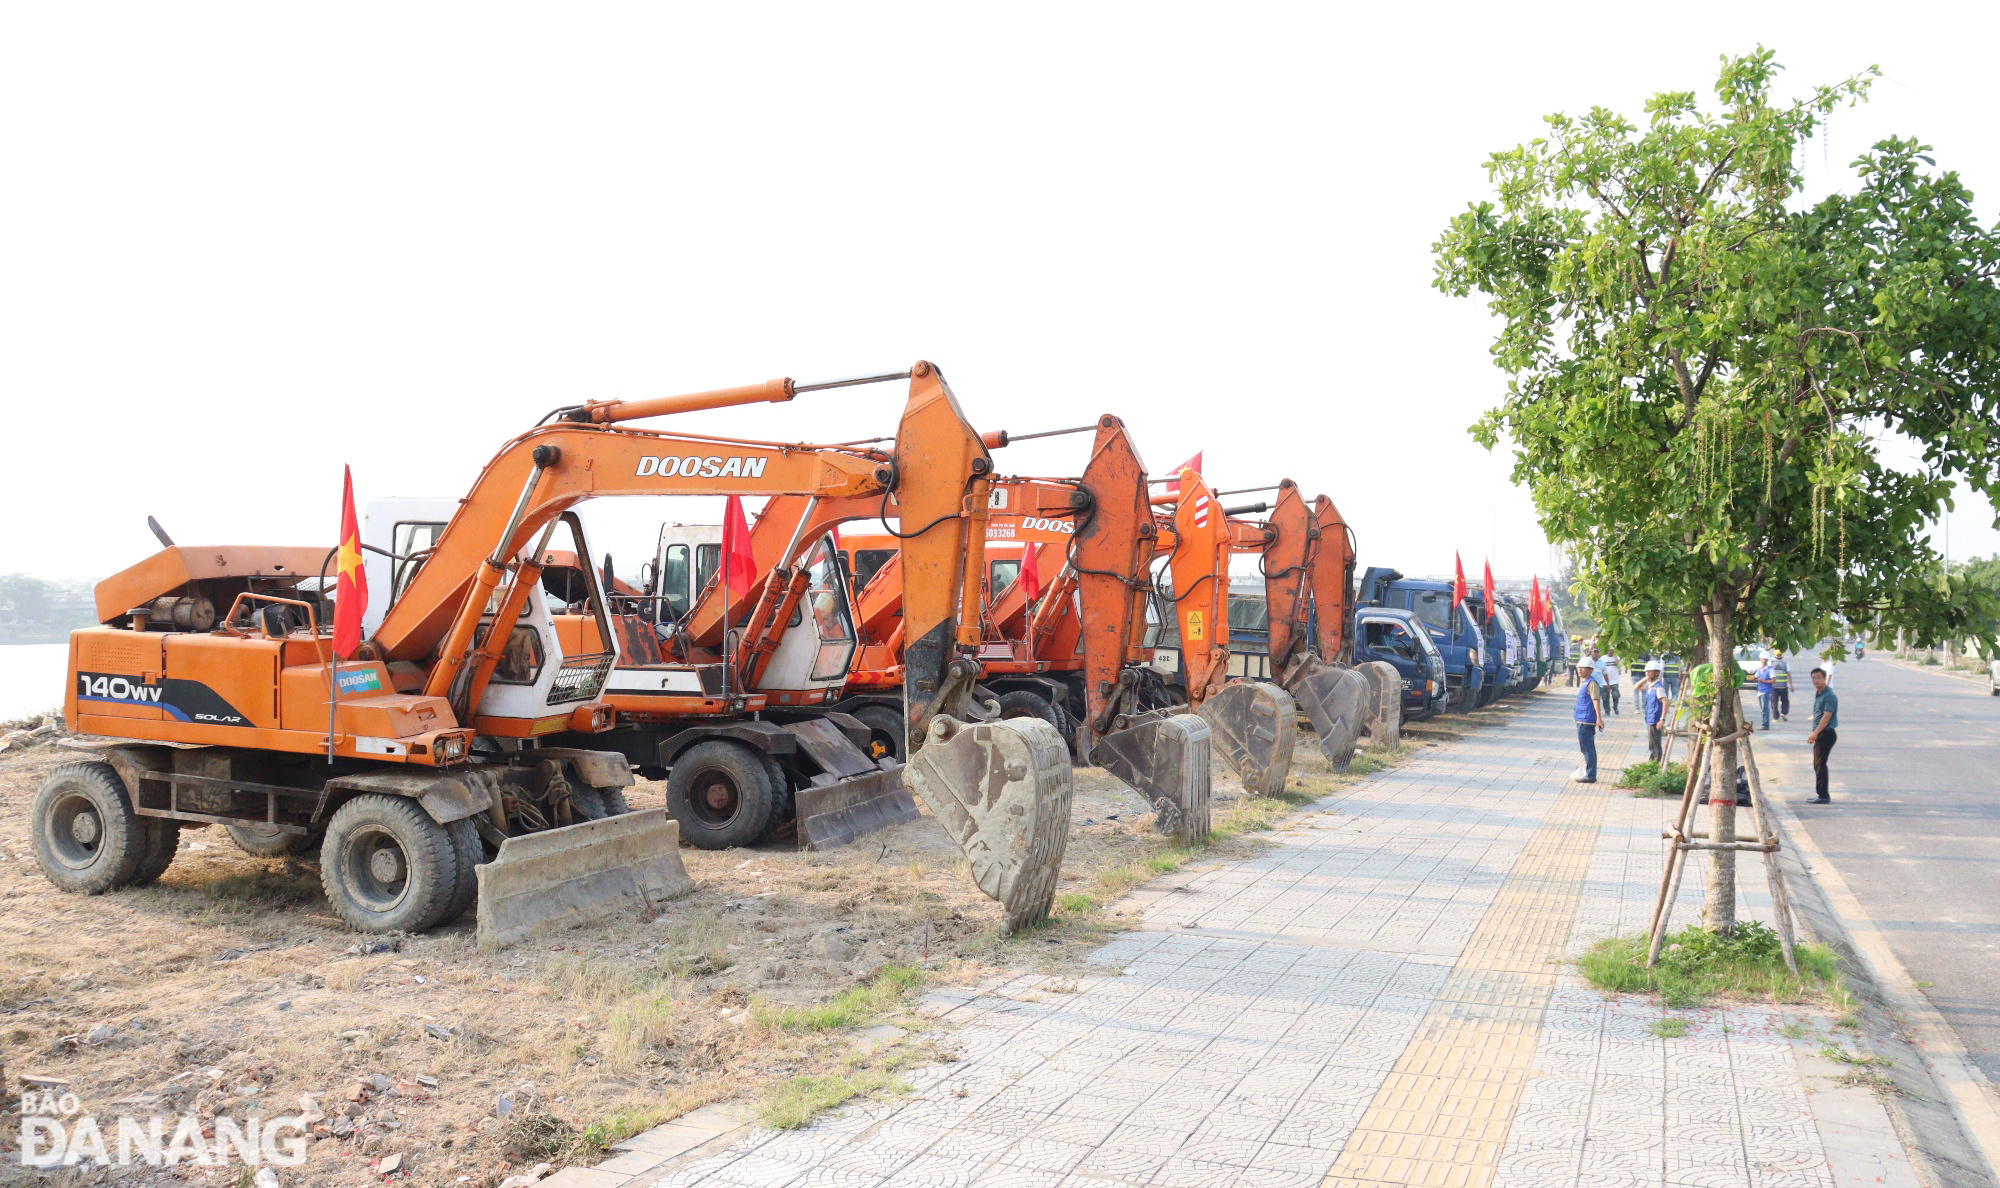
[902,716,1074,935]
[320,794,459,934]
[130,820,183,887]
[851,704,906,763]
[755,753,794,843]
[568,785,610,822]
[666,740,777,850]
[31,762,149,895]
[1196,681,1298,796]
[436,817,484,927]
[226,823,320,858]
[995,691,1065,736]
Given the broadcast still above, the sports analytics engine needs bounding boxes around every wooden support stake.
[1646,728,1710,966]
[1739,733,1799,975]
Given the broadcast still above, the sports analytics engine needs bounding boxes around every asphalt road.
[1761,653,2000,1084]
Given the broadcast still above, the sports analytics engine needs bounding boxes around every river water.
[0,644,70,723]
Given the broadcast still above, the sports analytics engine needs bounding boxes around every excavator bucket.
[475,809,695,951]
[1356,661,1403,750]
[1284,656,1365,771]
[1098,711,1213,846]
[1197,680,1298,796]
[902,716,1074,934]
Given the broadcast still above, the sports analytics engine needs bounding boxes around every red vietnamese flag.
[1452,553,1467,613]
[1530,576,1544,628]
[1163,451,1203,494]
[721,495,757,588]
[333,466,368,659]
[1020,543,1042,602]
[1482,559,1496,622]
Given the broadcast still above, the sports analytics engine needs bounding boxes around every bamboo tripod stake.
[1644,719,1801,974]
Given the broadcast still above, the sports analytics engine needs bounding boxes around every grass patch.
[757,964,925,1034]
[1780,1021,1806,1040]
[1578,921,1840,1008]
[759,1067,911,1129]
[1820,1041,1892,1069]
[1649,1017,1689,1039]
[1615,759,1689,799]
[573,1106,668,1156]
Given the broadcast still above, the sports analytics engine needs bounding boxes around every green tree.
[1434,49,2000,931]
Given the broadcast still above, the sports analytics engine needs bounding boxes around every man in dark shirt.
[1804,667,1839,804]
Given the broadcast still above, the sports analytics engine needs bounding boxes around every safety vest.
[1573,683,1599,725]
[1662,655,1684,677]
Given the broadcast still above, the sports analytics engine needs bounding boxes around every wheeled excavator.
[32,364,1084,942]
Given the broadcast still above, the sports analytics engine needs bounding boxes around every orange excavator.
[594,415,1214,849]
[34,364,1081,941]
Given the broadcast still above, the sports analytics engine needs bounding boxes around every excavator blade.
[1285,657,1366,771]
[475,809,695,951]
[778,717,924,850]
[902,716,1074,935]
[795,764,922,850]
[1098,711,1213,846]
[1197,680,1298,796]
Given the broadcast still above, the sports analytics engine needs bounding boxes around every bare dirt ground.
[0,703,1519,1188]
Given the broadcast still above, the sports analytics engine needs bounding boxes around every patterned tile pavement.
[606,692,1919,1188]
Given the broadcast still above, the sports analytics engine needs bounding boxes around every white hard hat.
[1645,659,1662,672]
[1576,656,1596,669]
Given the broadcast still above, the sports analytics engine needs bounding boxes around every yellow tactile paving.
[1323,777,1611,1188]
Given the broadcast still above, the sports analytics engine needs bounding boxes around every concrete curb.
[1761,759,2000,1188]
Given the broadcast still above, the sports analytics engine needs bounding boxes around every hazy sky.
[6,2,1998,585]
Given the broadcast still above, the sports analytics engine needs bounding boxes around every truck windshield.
[1410,589,1452,632]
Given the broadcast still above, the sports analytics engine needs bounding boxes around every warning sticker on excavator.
[1185,610,1204,641]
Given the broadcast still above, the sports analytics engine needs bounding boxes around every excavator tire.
[226,823,320,858]
[437,817,483,927]
[31,762,148,895]
[852,704,906,763]
[995,691,1064,735]
[1197,680,1298,796]
[755,753,794,843]
[902,716,1074,934]
[1097,712,1213,846]
[666,740,777,850]
[320,794,459,934]
[130,820,183,887]
[568,785,610,822]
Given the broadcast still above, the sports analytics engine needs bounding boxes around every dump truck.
[33,364,1086,941]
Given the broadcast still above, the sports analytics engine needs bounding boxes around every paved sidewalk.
[594,694,1925,1188]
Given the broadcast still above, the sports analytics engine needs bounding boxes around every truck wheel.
[435,817,483,927]
[666,741,775,850]
[226,823,319,858]
[320,795,458,934]
[31,762,147,894]
[852,705,905,763]
[130,820,183,886]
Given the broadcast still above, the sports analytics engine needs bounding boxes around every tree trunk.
[1704,603,1738,933]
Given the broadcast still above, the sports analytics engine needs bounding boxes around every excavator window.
[851,548,894,592]
[660,544,691,621]
[989,559,1021,593]
[391,521,447,600]
[474,624,545,684]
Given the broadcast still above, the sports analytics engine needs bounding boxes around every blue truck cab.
[1358,568,1487,713]
[1353,606,1449,720]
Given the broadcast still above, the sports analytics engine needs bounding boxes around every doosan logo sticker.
[636,455,771,479]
